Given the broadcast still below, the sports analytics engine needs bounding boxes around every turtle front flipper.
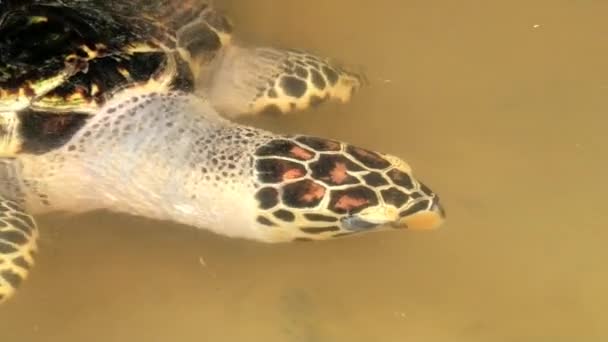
[171,4,363,117]
[0,197,38,303]
[199,46,364,118]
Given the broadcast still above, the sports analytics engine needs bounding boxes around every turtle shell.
[0,0,229,156]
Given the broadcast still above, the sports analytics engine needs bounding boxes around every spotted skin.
[253,136,444,241]
[0,197,38,303]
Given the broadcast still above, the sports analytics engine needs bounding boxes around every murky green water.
[2,1,608,341]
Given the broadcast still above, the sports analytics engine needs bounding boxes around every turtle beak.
[395,197,446,230]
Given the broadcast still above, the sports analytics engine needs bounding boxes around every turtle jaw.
[339,182,446,232]
[394,195,446,230]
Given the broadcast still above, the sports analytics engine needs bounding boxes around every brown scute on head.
[386,169,415,190]
[399,201,431,218]
[295,136,342,152]
[255,187,279,210]
[255,159,307,183]
[328,186,378,214]
[346,146,391,170]
[381,188,410,208]
[18,110,89,154]
[310,154,361,186]
[255,139,315,161]
[362,172,390,187]
[282,179,326,208]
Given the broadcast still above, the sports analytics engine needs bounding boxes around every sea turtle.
[0,0,445,303]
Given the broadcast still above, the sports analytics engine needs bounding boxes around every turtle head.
[252,136,446,242]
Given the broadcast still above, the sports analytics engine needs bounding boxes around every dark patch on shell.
[0,2,165,93]
[18,110,89,154]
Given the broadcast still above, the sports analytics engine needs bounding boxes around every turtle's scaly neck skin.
[17,92,277,241]
[1,92,447,303]
[15,90,445,242]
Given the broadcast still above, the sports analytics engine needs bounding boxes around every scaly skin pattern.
[16,92,444,243]
[201,45,364,117]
